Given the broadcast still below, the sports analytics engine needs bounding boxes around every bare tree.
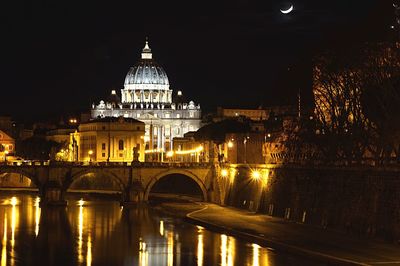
[362,42,400,163]
[313,47,369,164]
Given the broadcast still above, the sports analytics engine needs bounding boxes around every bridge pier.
[123,180,145,206]
[41,180,67,206]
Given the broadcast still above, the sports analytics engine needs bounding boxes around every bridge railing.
[0,161,212,168]
[0,160,50,166]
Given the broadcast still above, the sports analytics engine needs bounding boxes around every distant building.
[91,40,202,157]
[0,129,15,159]
[223,132,267,164]
[215,106,296,121]
[46,128,77,144]
[0,116,32,141]
[170,132,207,163]
[69,117,145,162]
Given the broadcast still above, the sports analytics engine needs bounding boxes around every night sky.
[1,0,394,122]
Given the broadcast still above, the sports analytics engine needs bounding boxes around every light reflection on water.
[0,194,322,266]
[1,212,7,266]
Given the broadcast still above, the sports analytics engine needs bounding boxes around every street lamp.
[88,150,93,163]
[221,168,228,177]
[227,140,234,148]
[251,170,260,180]
[4,150,9,163]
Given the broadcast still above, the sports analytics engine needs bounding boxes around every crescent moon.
[280,5,294,14]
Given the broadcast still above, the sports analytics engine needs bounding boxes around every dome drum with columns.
[122,41,172,104]
[91,40,202,156]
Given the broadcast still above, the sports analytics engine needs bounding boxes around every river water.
[0,194,323,266]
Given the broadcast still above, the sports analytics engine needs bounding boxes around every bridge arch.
[66,169,126,195]
[0,168,39,189]
[144,169,208,201]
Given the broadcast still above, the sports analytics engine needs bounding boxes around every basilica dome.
[124,41,169,88]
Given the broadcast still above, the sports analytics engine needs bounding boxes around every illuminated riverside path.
[0,194,323,266]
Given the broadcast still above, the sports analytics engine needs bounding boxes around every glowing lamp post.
[251,169,269,188]
[4,150,9,163]
[251,170,260,180]
[227,140,234,148]
[88,150,93,163]
[221,169,228,177]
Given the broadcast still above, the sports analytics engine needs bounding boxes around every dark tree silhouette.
[312,42,400,164]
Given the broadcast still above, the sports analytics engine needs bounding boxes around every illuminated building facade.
[214,106,297,122]
[91,40,202,157]
[0,129,15,159]
[69,117,145,162]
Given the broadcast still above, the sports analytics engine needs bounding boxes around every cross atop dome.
[141,38,152,59]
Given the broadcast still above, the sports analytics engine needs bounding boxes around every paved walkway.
[162,203,400,265]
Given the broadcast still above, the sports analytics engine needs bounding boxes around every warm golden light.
[144,148,164,154]
[221,234,227,266]
[10,197,17,206]
[11,199,17,247]
[251,170,261,180]
[78,199,85,206]
[261,169,269,187]
[228,236,235,266]
[34,197,41,237]
[227,141,234,148]
[221,169,228,177]
[174,145,204,155]
[78,200,84,263]
[252,243,260,266]
[167,231,174,266]
[1,213,7,266]
[87,234,92,266]
[139,238,148,266]
[88,150,93,155]
[10,197,18,266]
[166,151,174,158]
[159,220,164,236]
[197,232,203,266]
[229,168,236,183]
[220,234,235,266]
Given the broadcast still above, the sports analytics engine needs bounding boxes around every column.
[158,126,162,149]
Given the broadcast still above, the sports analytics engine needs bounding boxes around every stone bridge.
[0,162,225,206]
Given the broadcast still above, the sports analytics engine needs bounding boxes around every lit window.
[137,113,141,118]
[189,112,194,118]
[176,114,181,118]
[165,113,170,118]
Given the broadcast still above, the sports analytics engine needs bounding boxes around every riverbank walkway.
[160,202,400,266]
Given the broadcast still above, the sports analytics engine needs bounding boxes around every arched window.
[118,140,124,150]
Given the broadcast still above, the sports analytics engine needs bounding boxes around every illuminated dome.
[121,40,173,104]
[124,41,169,88]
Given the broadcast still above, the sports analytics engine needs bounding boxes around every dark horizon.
[2,0,394,123]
